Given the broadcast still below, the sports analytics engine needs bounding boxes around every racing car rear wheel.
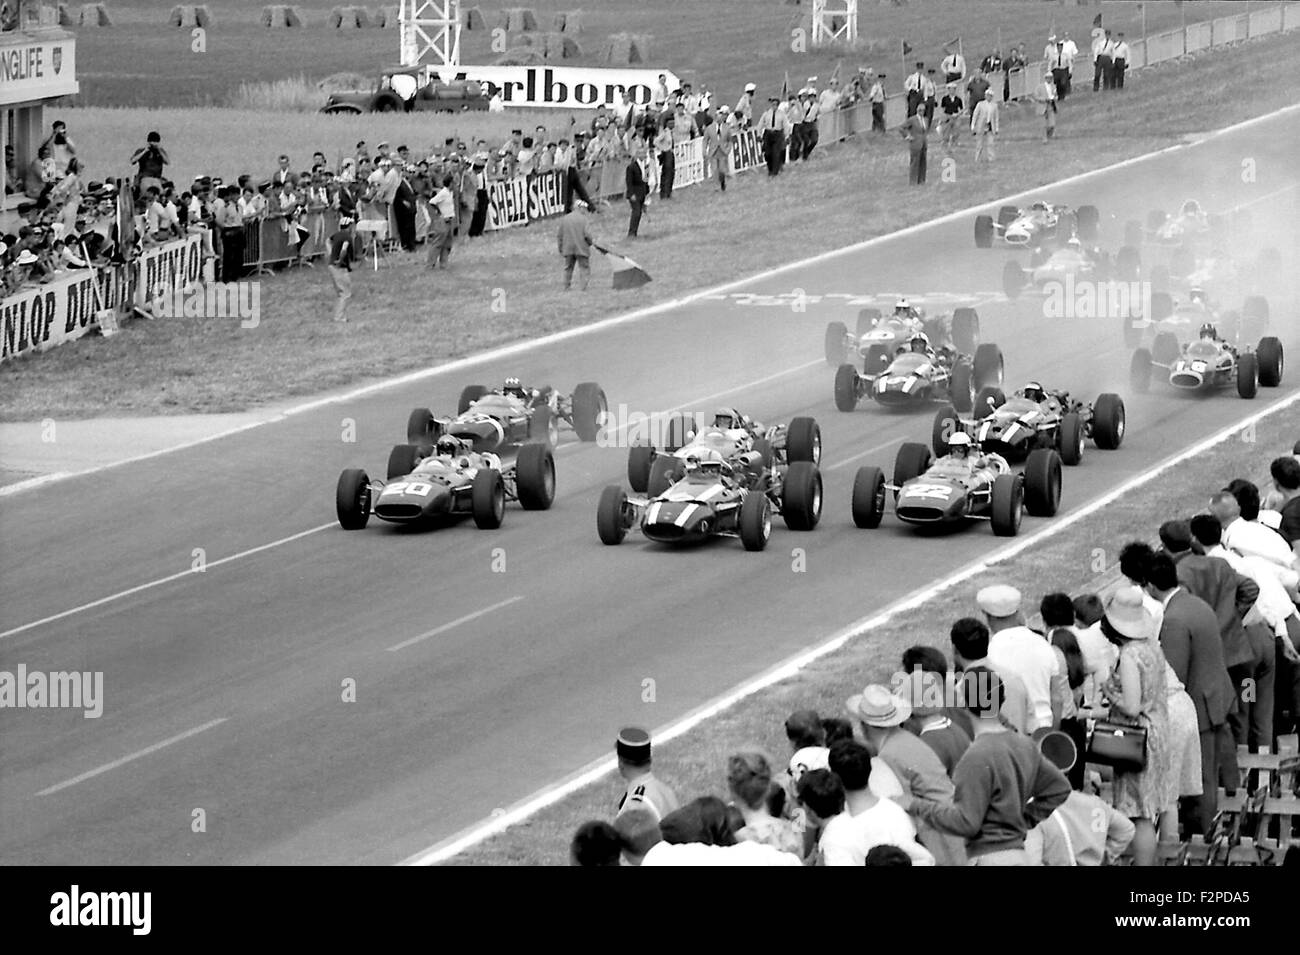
[1242,297,1270,342]
[1237,353,1258,399]
[851,466,887,529]
[950,362,975,414]
[997,206,1019,228]
[932,405,959,457]
[1002,261,1026,300]
[781,462,823,531]
[739,492,773,552]
[1024,449,1062,517]
[856,308,882,338]
[1149,264,1170,294]
[1075,206,1100,244]
[1149,291,1173,322]
[1257,337,1284,388]
[627,445,655,493]
[471,469,506,528]
[1057,413,1085,466]
[991,474,1024,537]
[1152,332,1180,366]
[893,442,932,499]
[336,469,371,530]
[1169,248,1194,278]
[665,413,694,451]
[1091,394,1126,449]
[835,363,861,412]
[1122,314,1143,350]
[825,321,850,366]
[863,344,891,377]
[951,308,980,355]
[752,438,772,471]
[1219,311,1240,345]
[1124,220,1143,249]
[973,344,1004,390]
[597,486,630,545]
[1130,349,1154,394]
[1115,246,1141,283]
[516,442,557,509]
[973,387,1005,420]
[571,382,608,442]
[406,407,437,447]
[786,417,822,464]
[974,215,995,248]
[387,443,420,480]
[458,384,489,415]
[647,456,681,496]
[1146,210,1167,232]
[529,405,559,445]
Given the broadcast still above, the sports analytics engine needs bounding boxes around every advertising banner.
[442,65,680,109]
[484,169,567,230]
[0,265,128,362]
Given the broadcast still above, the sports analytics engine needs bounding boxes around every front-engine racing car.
[336,434,556,530]
[835,334,1004,415]
[405,377,607,451]
[851,433,1062,537]
[1129,324,1284,399]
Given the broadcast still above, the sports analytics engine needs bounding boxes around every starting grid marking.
[702,290,1005,308]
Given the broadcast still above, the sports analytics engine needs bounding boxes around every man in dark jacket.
[557,204,594,290]
[625,146,649,238]
[1146,553,1238,834]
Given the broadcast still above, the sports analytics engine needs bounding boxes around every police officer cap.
[616,727,653,763]
[976,585,1022,618]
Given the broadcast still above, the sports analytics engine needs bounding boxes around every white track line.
[36,718,228,797]
[401,386,1300,864]
[386,596,525,652]
[5,104,1295,499]
[823,437,907,472]
[0,523,335,641]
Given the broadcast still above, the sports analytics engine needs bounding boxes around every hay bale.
[603,33,633,65]
[375,4,397,27]
[351,5,373,27]
[538,32,581,61]
[168,4,212,27]
[495,46,545,66]
[57,3,75,25]
[503,7,537,32]
[629,33,653,63]
[463,6,486,30]
[553,9,583,34]
[80,2,112,26]
[261,4,303,27]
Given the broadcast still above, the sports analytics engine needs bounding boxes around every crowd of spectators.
[572,441,1300,866]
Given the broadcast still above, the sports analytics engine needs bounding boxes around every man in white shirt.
[1112,34,1131,89]
[735,82,756,127]
[818,79,841,115]
[1214,488,1296,570]
[941,49,966,84]
[978,585,1062,732]
[806,753,934,866]
[970,89,999,162]
[905,61,927,117]
[1093,29,1113,91]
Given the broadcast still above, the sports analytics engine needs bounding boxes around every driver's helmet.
[685,448,725,469]
[1188,287,1207,304]
[1020,381,1046,403]
[503,376,526,397]
[435,436,459,458]
[1030,201,1048,212]
[712,407,741,430]
[910,332,931,354]
[1181,199,1201,216]
[1199,322,1217,340]
[1065,236,1082,251]
[894,297,912,316]
[947,432,973,458]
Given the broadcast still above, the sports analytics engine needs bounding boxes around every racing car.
[596,438,824,552]
[1123,291,1270,358]
[335,434,556,530]
[626,408,821,497]
[932,381,1125,466]
[1129,325,1284,399]
[1002,237,1141,300]
[834,334,1004,414]
[850,434,1062,537]
[405,377,608,452]
[974,201,1099,249]
[1124,199,1217,249]
[824,300,981,370]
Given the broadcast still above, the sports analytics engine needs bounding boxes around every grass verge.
[446,396,1300,865]
[7,30,1298,422]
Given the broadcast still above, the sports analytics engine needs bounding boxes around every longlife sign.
[0,35,78,104]
[441,66,680,109]
[485,170,567,231]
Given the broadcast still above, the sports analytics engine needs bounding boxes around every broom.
[592,242,651,289]
[81,241,121,336]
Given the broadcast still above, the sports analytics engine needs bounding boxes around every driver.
[434,435,461,458]
[894,297,919,321]
[1198,322,1218,341]
[502,377,529,400]
[1019,380,1046,403]
[947,432,973,462]
[909,332,932,356]
[712,407,748,431]
[1065,236,1083,253]
[1188,287,1208,306]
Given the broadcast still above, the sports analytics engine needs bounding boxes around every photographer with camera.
[130,131,170,198]
[38,121,77,179]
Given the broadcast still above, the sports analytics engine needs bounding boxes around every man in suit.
[702,110,733,191]
[905,61,927,118]
[271,154,299,189]
[900,112,928,185]
[625,144,649,239]
[556,203,595,291]
[1146,553,1238,833]
[756,96,786,177]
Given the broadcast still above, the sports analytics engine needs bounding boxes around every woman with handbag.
[1095,586,1173,866]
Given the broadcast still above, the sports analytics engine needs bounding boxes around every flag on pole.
[942,37,960,54]
[901,39,913,57]
[593,244,652,290]
[829,59,843,86]
[1092,13,1102,28]
[781,70,790,101]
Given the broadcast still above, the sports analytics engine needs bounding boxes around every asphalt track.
[2,110,1299,865]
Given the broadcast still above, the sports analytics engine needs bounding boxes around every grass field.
[69,1,1256,109]
[446,400,1299,865]
[5,28,1297,422]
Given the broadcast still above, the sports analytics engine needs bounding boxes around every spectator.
[898,644,972,773]
[702,112,732,192]
[1034,71,1058,141]
[979,585,1062,732]
[39,120,77,178]
[865,845,913,866]
[1269,456,1300,549]
[1143,554,1234,836]
[784,708,829,781]
[821,717,854,748]
[940,46,966,84]
[130,131,169,197]
[1023,732,1135,865]
[1112,33,1130,89]
[1043,591,1086,790]
[1214,486,1295,569]
[950,616,1032,732]
[325,214,354,323]
[818,740,934,866]
[1159,650,1205,844]
[569,821,624,866]
[970,89,999,162]
[756,96,786,177]
[426,175,456,270]
[614,805,661,865]
[868,72,886,132]
[939,83,964,151]
[653,118,675,198]
[726,751,801,855]
[614,726,678,822]
[965,68,990,123]
[1093,30,1113,92]
[899,112,928,186]
[25,143,55,201]
[907,667,1070,865]
[624,141,649,239]
[735,82,755,127]
[642,796,801,866]
[271,154,297,189]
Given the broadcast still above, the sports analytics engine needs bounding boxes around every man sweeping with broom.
[557,203,596,292]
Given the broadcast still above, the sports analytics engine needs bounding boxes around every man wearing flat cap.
[978,584,1063,733]
[615,727,679,822]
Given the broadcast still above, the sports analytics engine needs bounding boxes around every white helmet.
[1066,236,1082,251]
[895,298,911,312]
[948,432,972,457]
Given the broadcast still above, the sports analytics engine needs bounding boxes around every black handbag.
[1086,719,1148,772]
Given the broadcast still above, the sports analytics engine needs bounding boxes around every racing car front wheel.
[851,466,886,529]
[780,462,822,531]
[1237,353,1259,400]
[647,456,681,497]
[786,417,822,464]
[932,405,959,457]
[974,215,995,249]
[973,344,1004,391]
[1024,449,1063,518]
[951,308,980,355]
[1257,337,1284,388]
[739,492,773,552]
[950,362,975,414]
[1092,394,1126,449]
[1130,349,1154,394]
[597,486,630,545]
[336,469,371,530]
[1151,332,1179,366]
[516,442,556,510]
[856,309,882,338]
[973,387,1005,420]
[388,443,419,481]
[834,364,860,413]
[825,321,850,366]
[571,382,607,442]
[894,443,932,500]
[529,405,559,445]
[472,469,506,529]
[1057,413,1085,466]
[863,344,892,377]
[627,445,655,493]
[990,474,1024,537]
[406,407,437,447]
[458,384,489,415]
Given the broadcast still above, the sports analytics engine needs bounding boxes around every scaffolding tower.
[399,0,462,68]
[811,0,857,47]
